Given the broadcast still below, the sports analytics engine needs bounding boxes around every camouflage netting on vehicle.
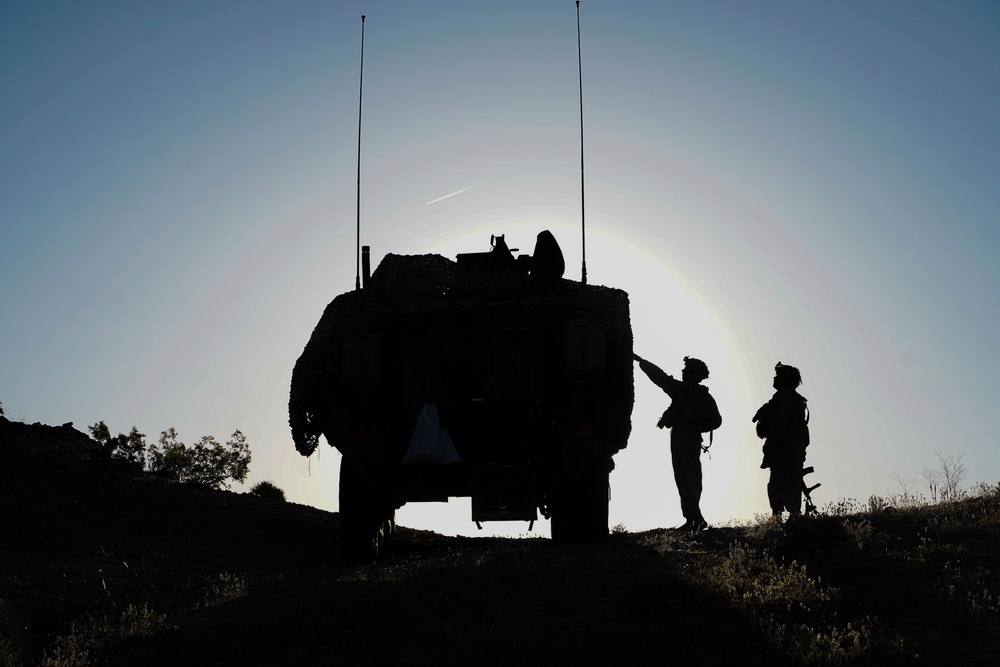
[289,252,633,457]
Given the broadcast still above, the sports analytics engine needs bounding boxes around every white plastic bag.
[402,402,460,464]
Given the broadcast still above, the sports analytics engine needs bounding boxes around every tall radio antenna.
[576,1,587,285]
[355,15,366,291]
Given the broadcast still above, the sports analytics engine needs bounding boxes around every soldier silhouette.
[753,362,810,517]
[634,354,721,531]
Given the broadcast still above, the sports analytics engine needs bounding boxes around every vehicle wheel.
[550,461,610,542]
[339,456,395,563]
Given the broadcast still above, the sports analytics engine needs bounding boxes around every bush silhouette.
[250,480,286,502]
[89,421,146,466]
[148,428,251,490]
[89,422,251,490]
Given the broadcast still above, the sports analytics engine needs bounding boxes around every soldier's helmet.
[774,361,802,389]
[683,356,710,382]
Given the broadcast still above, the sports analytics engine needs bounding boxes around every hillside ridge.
[2,416,999,665]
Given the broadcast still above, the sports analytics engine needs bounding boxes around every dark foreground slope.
[2,417,1000,666]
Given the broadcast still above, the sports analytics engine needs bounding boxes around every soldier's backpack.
[692,387,722,453]
[692,386,722,434]
[660,385,722,434]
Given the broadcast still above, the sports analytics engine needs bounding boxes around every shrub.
[711,542,834,618]
[185,431,251,489]
[88,422,147,466]
[706,542,879,664]
[146,428,190,481]
[203,572,248,607]
[250,480,286,502]
[147,428,251,490]
[41,603,171,667]
[923,451,968,504]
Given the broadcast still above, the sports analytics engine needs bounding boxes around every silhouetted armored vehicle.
[289,231,632,561]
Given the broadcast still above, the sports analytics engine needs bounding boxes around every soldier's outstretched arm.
[634,355,676,393]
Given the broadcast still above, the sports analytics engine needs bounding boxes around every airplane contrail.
[426,187,471,205]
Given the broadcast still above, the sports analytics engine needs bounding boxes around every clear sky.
[3,1,998,536]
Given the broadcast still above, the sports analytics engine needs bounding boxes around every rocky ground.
[3,417,1000,666]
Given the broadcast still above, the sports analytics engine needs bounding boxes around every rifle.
[802,466,821,515]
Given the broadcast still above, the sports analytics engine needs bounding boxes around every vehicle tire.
[550,461,610,542]
[339,456,395,563]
